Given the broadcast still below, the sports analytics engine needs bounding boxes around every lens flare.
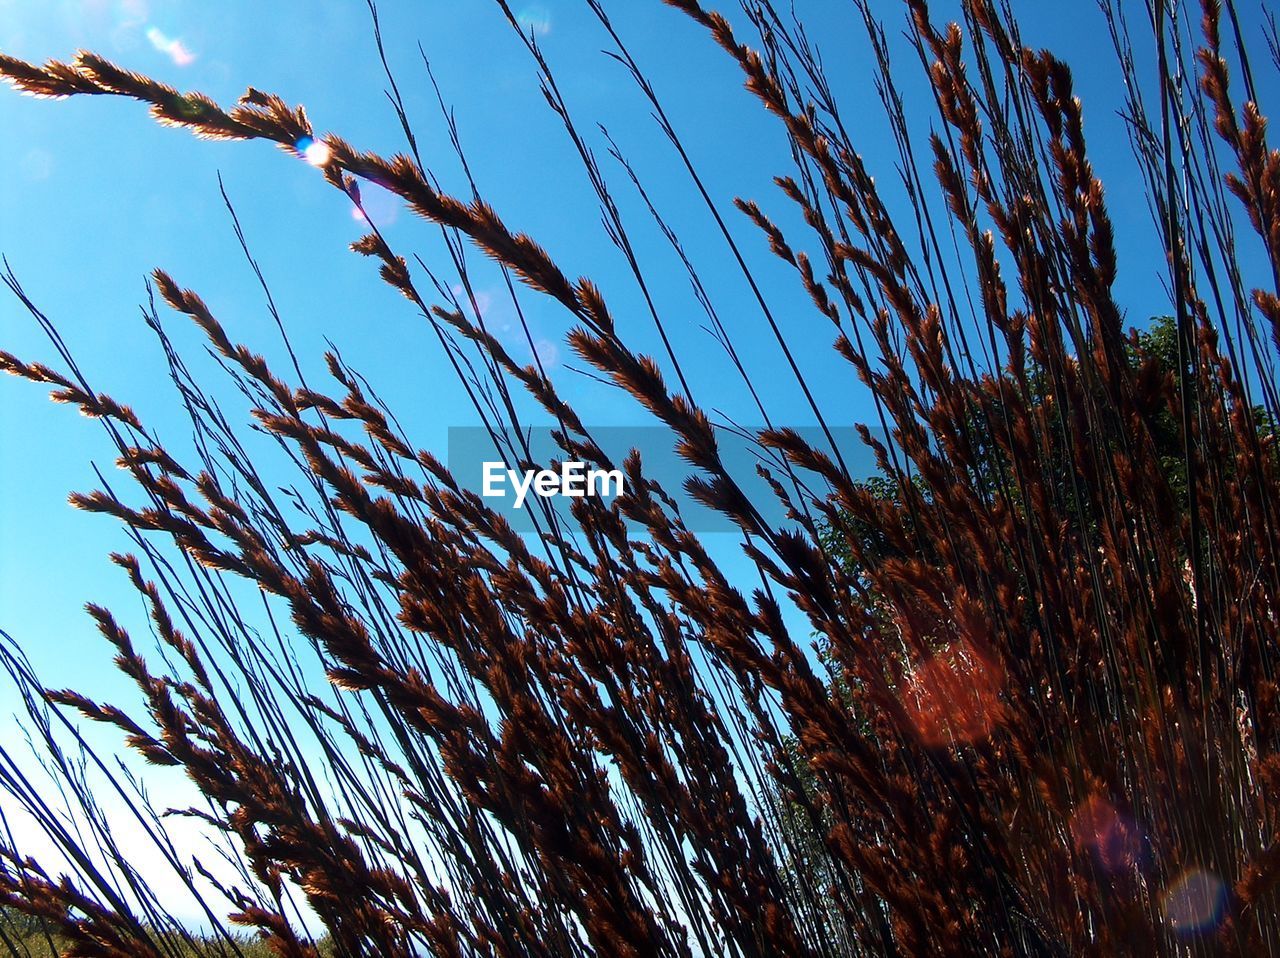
[145,27,196,67]
[296,136,332,167]
[902,640,1005,746]
[1070,796,1147,874]
[20,149,53,182]
[532,338,560,366]
[1162,870,1227,935]
[517,5,552,37]
[350,183,400,227]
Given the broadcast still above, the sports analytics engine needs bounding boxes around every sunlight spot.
[517,4,552,36]
[145,26,196,66]
[296,136,332,167]
[1163,870,1227,935]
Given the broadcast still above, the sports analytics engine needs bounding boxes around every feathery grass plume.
[2,0,1280,954]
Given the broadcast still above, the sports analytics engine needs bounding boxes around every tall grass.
[1,0,1279,954]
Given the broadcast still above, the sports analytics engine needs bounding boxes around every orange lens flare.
[902,641,1005,746]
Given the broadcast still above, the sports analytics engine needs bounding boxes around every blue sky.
[0,0,1237,738]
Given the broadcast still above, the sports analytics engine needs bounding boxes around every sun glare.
[296,135,332,167]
